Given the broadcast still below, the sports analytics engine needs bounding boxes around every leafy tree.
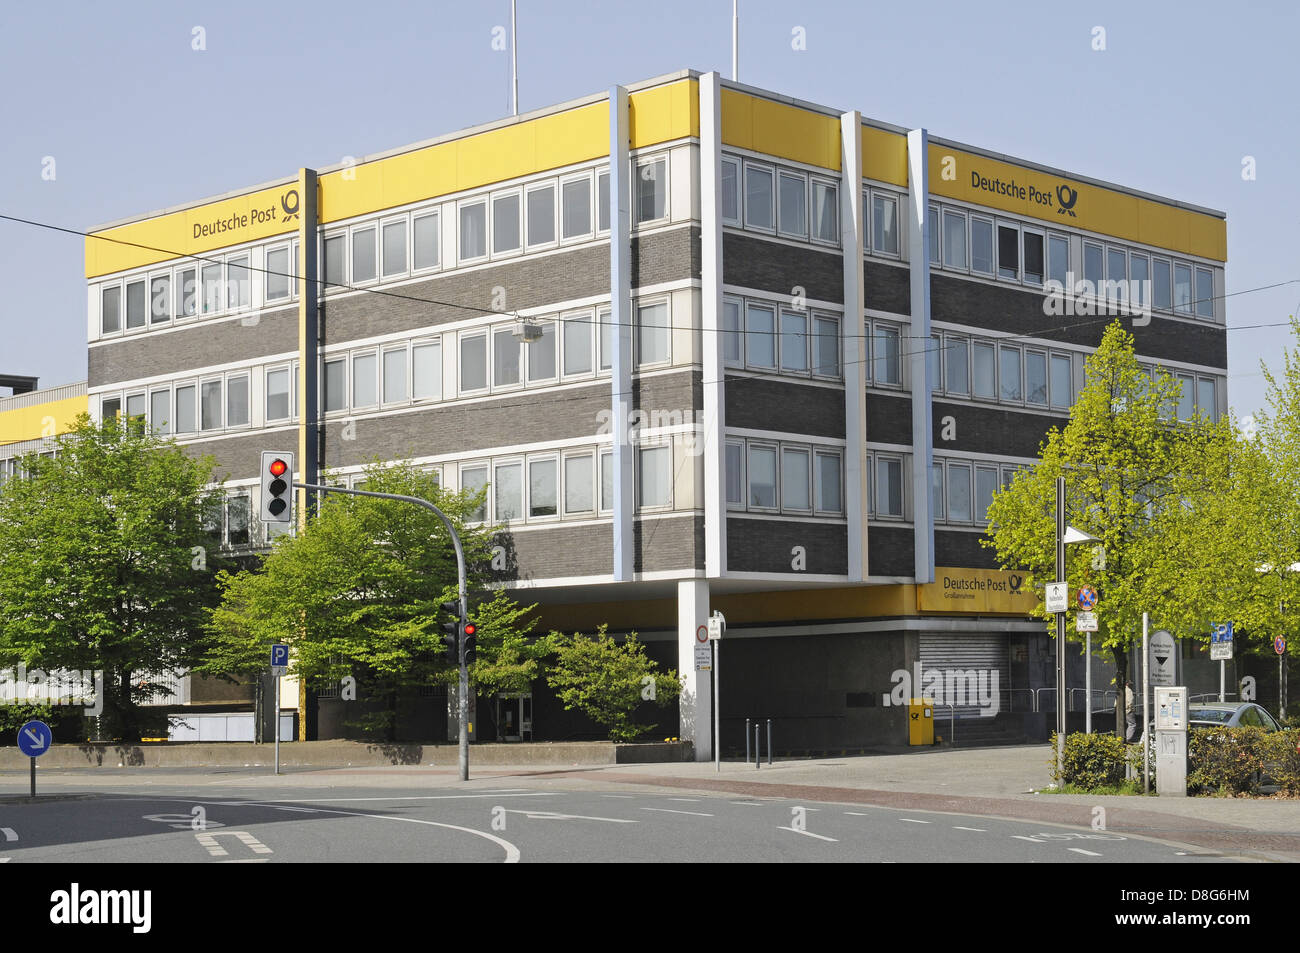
[546,626,679,741]
[0,415,225,741]
[200,461,537,739]
[984,322,1237,735]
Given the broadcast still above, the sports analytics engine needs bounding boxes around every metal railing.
[936,704,956,744]
[1007,688,1036,713]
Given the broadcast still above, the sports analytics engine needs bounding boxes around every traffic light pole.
[293,482,471,781]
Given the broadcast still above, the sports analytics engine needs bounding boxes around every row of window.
[1142,364,1220,421]
[928,333,1076,410]
[722,296,842,379]
[724,439,843,516]
[930,458,1021,525]
[928,202,1218,319]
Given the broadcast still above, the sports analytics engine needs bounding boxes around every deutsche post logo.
[1056,184,1078,217]
[281,189,300,223]
[1008,573,1023,593]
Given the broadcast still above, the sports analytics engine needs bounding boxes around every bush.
[1049,731,1128,788]
[1187,726,1268,795]
[1258,729,1300,796]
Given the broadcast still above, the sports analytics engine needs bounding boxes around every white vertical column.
[610,85,634,582]
[907,128,934,584]
[701,72,726,578]
[840,112,868,582]
[677,579,712,760]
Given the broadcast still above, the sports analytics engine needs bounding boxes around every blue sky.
[1,0,1295,420]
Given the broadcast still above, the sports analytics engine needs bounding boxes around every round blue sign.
[16,720,52,758]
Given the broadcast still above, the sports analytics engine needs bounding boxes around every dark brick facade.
[727,518,848,575]
[726,376,844,439]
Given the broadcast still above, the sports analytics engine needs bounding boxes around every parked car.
[1144,701,1282,734]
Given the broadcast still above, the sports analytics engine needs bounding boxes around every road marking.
[0,828,17,842]
[1068,848,1102,857]
[601,794,636,799]
[777,826,838,843]
[953,826,986,832]
[289,793,562,802]
[665,797,699,802]
[195,831,273,858]
[641,807,714,817]
[731,801,764,807]
[844,812,871,816]
[273,806,320,813]
[502,809,636,824]
[1012,835,1044,843]
[0,858,9,863]
[899,818,929,824]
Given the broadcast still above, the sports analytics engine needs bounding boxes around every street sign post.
[694,625,711,672]
[1046,582,1068,614]
[1211,622,1234,702]
[1275,636,1287,655]
[17,720,52,797]
[1149,629,1176,687]
[1076,611,1098,633]
[270,644,288,776]
[709,610,725,773]
[1076,586,1099,611]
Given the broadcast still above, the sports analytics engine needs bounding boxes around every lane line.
[502,809,636,824]
[953,826,986,832]
[641,807,714,817]
[601,795,636,799]
[229,793,562,803]
[731,802,764,807]
[899,818,930,824]
[0,828,16,842]
[844,812,871,816]
[1013,835,1045,843]
[1069,848,1102,857]
[777,826,838,843]
[665,798,699,802]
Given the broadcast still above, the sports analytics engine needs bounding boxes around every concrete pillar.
[676,579,712,760]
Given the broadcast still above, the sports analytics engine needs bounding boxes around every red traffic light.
[463,623,477,637]
[269,458,288,477]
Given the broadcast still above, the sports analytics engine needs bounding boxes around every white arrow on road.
[22,729,47,751]
[502,809,637,824]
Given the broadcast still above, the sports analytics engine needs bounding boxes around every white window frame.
[321,232,347,294]
[636,441,674,512]
[874,453,905,520]
[633,155,670,227]
[969,214,995,277]
[412,208,442,274]
[491,188,523,258]
[265,364,293,422]
[526,452,561,521]
[380,214,410,279]
[348,225,378,286]
[746,442,780,512]
[720,156,742,227]
[1020,225,1045,286]
[635,297,672,369]
[323,356,348,415]
[459,330,489,395]
[224,372,251,429]
[743,161,775,234]
[562,450,597,517]
[381,344,409,406]
[779,444,812,514]
[870,190,901,258]
[412,337,443,402]
[810,176,839,247]
[725,439,746,510]
[813,448,843,516]
[561,308,596,380]
[559,171,594,244]
[265,243,294,302]
[777,170,808,240]
[525,318,559,385]
[457,197,489,264]
[525,181,559,250]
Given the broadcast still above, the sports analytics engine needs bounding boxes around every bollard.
[745,717,751,764]
[755,723,760,770]
[767,719,772,765]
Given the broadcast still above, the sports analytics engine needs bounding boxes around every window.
[1152,258,1171,312]
[460,333,487,392]
[266,368,291,421]
[1198,378,1216,418]
[722,298,742,366]
[380,219,407,277]
[600,450,613,512]
[102,395,121,421]
[780,310,807,372]
[637,301,670,366]
[814,451,842,513]
[126,279,147,330]
[224,256,249,309]
[492,192,521,254]
[462,464,489,523]
[529,457,558,517]
[781,447,810,511]
[525,183,556,247]
[812,179,837,244]
[1048,234,1068,287]
[174,385,196,434]
[383,348,407,403]
[721,157,741,226]
[999,346,1022,401]
[322,235,345,291]
[227,496,251,547]
[123,392,145,428]
[1129,253,1149,310]
[564,453,594,515]
[997,223,1019,280]
[493,327,521,387]
[1195,268,1214,318]
[725,442,744,507]
[813,315,839,378]
[460,201,487,260]
[597,169,610,232]
[413,340,441,400]
[1083,242,1104,287]
[970,217,994,275]
[745,302,775,369]
[598,307,612,371]
[638,445,672,508]
[527,321,557,382]
[1050,353,1072,409]
[872,324,900,385]
[930,464,944,521]
[150,274,170,323]
[101,285,122,334]
[872,193,899,256]
[323,358,346,412]
[563,310,593,376]
[266,246,291,300]
[747,445,777,509]
[176,267,197,317]
[1176,374,1194,420]
[928,335,941,389]
[945,337,970,395]
[876,456,903,517]
[561,176,591,240]
[1022,229,1044,284]
[1107,247,1127,303]
[947,462,972,522]
[778,172,807,238]
[1173,262,1192,314]
[495,461,523,521]
[943,210,967,269]
[928,205,940,265]
[413,211,440,271]
[634,158,667,225]
[352,353,377,408]
[150,389,170,435]
[973,341,996,399]
[200,379,223,431]
[744,164,774,231]
[975,466,999,522]
[201,262,222,313]
[1025,350,1047,405]
[226,374,249,427]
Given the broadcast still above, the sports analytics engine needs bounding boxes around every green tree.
[200,461,537,739]
[546,626,679,741]
[984,322,1237,734]
[0,414,226,741]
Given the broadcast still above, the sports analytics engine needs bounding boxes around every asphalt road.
[0,773,1237,863]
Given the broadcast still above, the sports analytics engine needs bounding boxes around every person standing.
[1124,680,1137,742]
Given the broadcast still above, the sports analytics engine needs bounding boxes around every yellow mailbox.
[908,697,935,746]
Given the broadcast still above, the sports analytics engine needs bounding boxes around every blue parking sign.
[271,644,289,668]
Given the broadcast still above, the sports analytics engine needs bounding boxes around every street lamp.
[1054,476,1101,782]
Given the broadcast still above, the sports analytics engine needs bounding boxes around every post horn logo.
[1056,184,1078,217]
[281,189,300,223]
[1008,573,1024,593]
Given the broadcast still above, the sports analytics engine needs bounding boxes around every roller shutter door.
[918,632,1009,719]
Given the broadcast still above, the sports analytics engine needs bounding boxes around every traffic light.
[440,599,460,663]
[462,620,478,666]
[260,451,295,523]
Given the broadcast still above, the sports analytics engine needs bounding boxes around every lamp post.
[1054,477,1100,782]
